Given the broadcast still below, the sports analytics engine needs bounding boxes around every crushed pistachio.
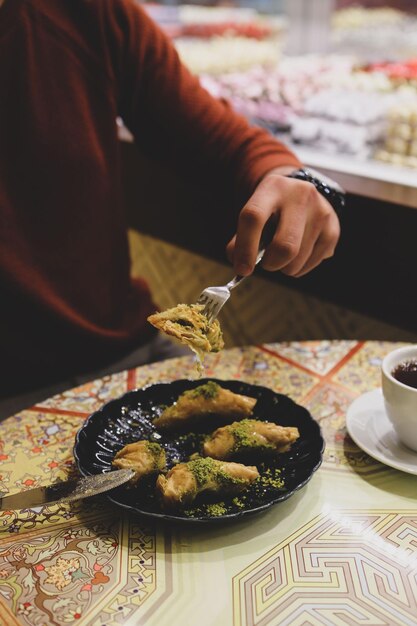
[188,457,217,486]
[147,303,224,375]
[227,420,275,452]
[187,381,220,400]
[205,503,227,516]
[187,457,245,488]
[256,467,284,490]
[145,442,165,469]
[184,502,227,517]
[184,508,197,517]
[232,497,245,509]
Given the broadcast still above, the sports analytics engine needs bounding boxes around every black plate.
[73,379,324,524]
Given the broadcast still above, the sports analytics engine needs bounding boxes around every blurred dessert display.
[287,68,416,159]
[178,7,283,75]
[199,55,357,131]
[331,7,417,60]
[290,89,392,158]
[363,58,417,86]
[175,36,280,74]
[332,6,405,28]
[142,3,284,73]
[200,55,417,166]
[178,4,277,38]
[200,68,291,129]
[375,102,417,169]
[137,2,417,171]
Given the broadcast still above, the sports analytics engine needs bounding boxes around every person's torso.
[0,0,155,390]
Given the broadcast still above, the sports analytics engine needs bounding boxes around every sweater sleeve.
[107,0,301,200]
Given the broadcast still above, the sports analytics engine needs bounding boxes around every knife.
[0,468,135,510]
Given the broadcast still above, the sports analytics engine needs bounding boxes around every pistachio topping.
[256,467,284,490]
[227,419,275,451]
[187,457,246,488]
[147,303,224,375]
[187,381,220,400]
[232,497,246,509]
[205,503,228,516]
[145,441,165,469]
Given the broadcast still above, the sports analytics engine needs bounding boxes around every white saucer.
[346,388,417,475]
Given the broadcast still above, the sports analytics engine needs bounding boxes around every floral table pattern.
[0,341,416,626]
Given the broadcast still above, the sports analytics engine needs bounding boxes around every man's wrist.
[287,167,346,218]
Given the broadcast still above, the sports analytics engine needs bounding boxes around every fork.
[197,248,265,324]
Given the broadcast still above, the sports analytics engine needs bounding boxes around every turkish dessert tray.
[74,379,324,523]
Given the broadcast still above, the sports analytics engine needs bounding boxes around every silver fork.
[197,248,265,324]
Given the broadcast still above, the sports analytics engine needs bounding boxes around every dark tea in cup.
[392,359,417,389]
[382,345,417,452]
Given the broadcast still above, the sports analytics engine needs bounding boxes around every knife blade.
[0,468,135,510]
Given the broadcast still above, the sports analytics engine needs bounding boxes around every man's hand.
[227,167,341,278]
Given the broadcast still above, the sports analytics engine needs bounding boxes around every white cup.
[381,345,417,452]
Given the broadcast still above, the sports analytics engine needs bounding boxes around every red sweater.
[0,0,300,392]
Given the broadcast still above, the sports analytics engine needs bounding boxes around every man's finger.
[293,217,340,277]
[233,177,283,275]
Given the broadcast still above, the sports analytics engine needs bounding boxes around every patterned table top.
[0,340,416,626]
